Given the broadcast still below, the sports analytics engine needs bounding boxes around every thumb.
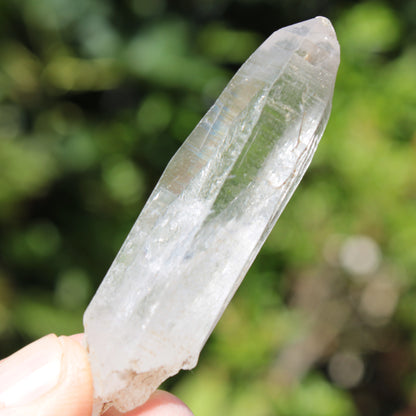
[0,334,93,416]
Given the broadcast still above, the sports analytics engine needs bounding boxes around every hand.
[0,334,193,416]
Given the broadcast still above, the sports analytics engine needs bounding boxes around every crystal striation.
[84,16,340,414]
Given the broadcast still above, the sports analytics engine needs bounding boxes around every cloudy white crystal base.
[83,16,340,415]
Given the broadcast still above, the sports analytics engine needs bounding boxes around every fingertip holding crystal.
[84,16,340,414]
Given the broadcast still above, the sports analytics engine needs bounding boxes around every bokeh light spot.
[329,351,365,389]
[54,268,91,310]
[339,235,381,277]
[102,157,145,205]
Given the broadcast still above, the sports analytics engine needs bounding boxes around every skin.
[0,334,193,416]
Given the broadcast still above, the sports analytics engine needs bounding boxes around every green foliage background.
[0,0,415,415]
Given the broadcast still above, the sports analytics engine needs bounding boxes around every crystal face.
[83,16,340,414]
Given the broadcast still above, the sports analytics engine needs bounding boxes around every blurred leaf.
[336,2,401,61]
[13,296,83,338]
[0,139,56,218]
[54,268,92,310]
[198,24,261,63]
[274,375,356,416]
[124,20,228,91]
[43,56,120,91]
[102,156,145,205]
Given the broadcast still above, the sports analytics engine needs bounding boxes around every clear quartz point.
[84,16,340,414]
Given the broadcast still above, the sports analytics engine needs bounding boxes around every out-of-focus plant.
[0,1,415,415]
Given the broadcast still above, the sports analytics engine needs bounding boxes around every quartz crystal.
[84,16,340,414]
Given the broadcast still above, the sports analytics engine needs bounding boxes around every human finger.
[102,391,194,416]
[0,334,93,416]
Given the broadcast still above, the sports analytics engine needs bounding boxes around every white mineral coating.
[84,16,340,414]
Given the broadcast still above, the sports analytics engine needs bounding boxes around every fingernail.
[0,334,62,407]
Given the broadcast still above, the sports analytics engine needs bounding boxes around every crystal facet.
[83,16,340,414]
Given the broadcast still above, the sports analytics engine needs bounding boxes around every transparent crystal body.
[84,16,340,414]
